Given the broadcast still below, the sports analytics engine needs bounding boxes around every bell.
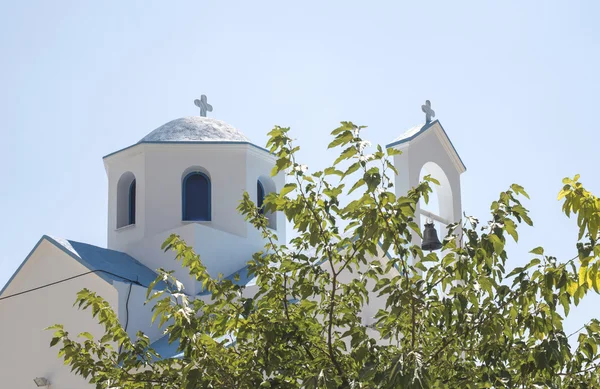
[421,222,443,251]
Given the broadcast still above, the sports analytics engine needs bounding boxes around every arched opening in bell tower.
[418,161,454,239]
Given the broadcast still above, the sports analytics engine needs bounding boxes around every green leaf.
[566,280,578,296]
[343,162,361,179]
[348,179,365,195]
[324,167,343,176]
[478,276,493,295]
[504,219,518,242]
[488,234,504,254]
[279,183,297,197]
[185,369,202,389]
[510,183,530,199]
[331,121,355,136]
[386,147,401,156]
[333,147,358,165]
[328,132,353,149]
[530,247,544,255]
[78,332,93,341]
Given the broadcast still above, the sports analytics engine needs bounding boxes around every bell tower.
[386,101,466,250]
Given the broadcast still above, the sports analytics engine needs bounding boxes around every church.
[0,98,465,388]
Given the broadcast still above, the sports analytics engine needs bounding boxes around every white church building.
[0,99,465,388]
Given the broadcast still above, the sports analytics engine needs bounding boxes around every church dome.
[139,116,250,143]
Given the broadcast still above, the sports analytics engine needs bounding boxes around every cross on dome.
[194,95,213,117]
[421,100,435,123]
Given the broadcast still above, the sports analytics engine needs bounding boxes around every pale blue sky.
[1,2,599,336]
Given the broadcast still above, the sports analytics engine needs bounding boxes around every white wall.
[105,143,276,251]
[106,148,146,251]
[127,221,272,295]
[113,280,165,342]
[0,240,118,389]
[142,144,249,238]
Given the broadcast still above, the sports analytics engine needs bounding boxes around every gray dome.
[139,117,250,143]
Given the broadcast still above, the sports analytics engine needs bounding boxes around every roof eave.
[103,140,273,160]
[385,120,467,173]
[0,235,114,298]
[0,236,47,297]
[0,236,168,298]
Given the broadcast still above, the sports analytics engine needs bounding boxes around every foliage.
[49,123,600,388]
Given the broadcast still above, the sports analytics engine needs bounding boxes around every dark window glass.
[128,179,136,225]
[257,180,265,214]
[183,173,211,221]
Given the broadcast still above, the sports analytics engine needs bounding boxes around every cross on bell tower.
[421,100,435,123]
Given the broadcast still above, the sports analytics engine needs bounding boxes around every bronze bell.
[422,222,442,251]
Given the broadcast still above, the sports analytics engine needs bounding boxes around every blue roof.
[196,264,256,296]
[150,333,183,360]
[0,235,167,296]
[150,332,237,360]
[222,264,255,286]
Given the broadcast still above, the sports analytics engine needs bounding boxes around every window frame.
[182,171,212,221]
[257,179,265,215]
[128,179,136,225]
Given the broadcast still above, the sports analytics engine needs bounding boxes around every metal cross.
[194,95,213,117]
[421,100,435,123]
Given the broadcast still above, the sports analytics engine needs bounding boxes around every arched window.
[257,180,265,214]
[257,176,276,229]
[117,172,136,228]
[129,180,136,225]
[183,172,211,221]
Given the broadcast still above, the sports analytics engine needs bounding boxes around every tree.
[49,123,600,388]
